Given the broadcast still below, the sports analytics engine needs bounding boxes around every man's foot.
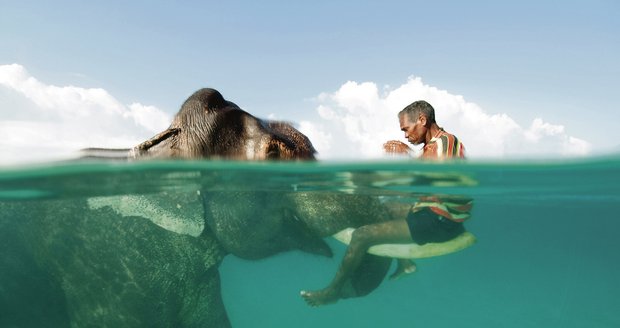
[300,288,340,307]
[389,259,416,280]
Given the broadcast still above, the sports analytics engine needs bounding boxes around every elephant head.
[130,88,316,161]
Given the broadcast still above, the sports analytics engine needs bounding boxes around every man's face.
[399,114,427,145]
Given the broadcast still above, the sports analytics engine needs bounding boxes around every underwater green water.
[1,156,619,327]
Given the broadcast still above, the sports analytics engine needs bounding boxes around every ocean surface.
[0,156,618,327]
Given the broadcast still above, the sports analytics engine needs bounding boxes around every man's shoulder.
[437,129,457,139]
[436,130,465,158]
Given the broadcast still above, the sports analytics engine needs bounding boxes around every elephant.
[69,87,400,325]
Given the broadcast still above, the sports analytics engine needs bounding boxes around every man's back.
[422,129,466,159]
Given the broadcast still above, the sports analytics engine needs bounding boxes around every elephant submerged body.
[202,191,334,260]
[203,190,396,297]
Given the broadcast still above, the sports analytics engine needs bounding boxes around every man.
[383,100,465,159]
[301,100,471,307]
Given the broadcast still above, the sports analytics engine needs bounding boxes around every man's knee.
[350,225,376,248]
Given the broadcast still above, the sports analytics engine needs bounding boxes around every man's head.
[397,100,436,145]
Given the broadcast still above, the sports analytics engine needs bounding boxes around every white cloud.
[297,120,332,155]
[125,103,171,133]
[0,64,592,164]
[299,76,591,159]
[0,64,171,164]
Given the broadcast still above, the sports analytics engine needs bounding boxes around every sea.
[0,156,618,327]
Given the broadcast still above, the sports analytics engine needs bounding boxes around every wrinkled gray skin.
[130,88,316,161]
[204,191,394,258]
[49,88,394,326]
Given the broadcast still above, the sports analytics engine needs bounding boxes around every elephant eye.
[266,148,280,159]
[265,141,284,159]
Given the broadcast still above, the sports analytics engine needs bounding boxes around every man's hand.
[383,140,411,155]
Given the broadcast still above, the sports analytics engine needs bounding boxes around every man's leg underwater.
[390,259,417,280]
[301,219,413,307]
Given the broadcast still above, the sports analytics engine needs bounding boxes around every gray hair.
[398,100,436,124]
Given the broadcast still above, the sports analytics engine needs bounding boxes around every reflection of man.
[301,100,471,307]
[384,100,465,159]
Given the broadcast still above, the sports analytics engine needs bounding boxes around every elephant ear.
[340,254,392,299]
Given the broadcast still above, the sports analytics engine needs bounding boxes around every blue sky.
[1,1,618,163]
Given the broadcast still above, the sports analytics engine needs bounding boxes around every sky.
[1,0,619,164]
